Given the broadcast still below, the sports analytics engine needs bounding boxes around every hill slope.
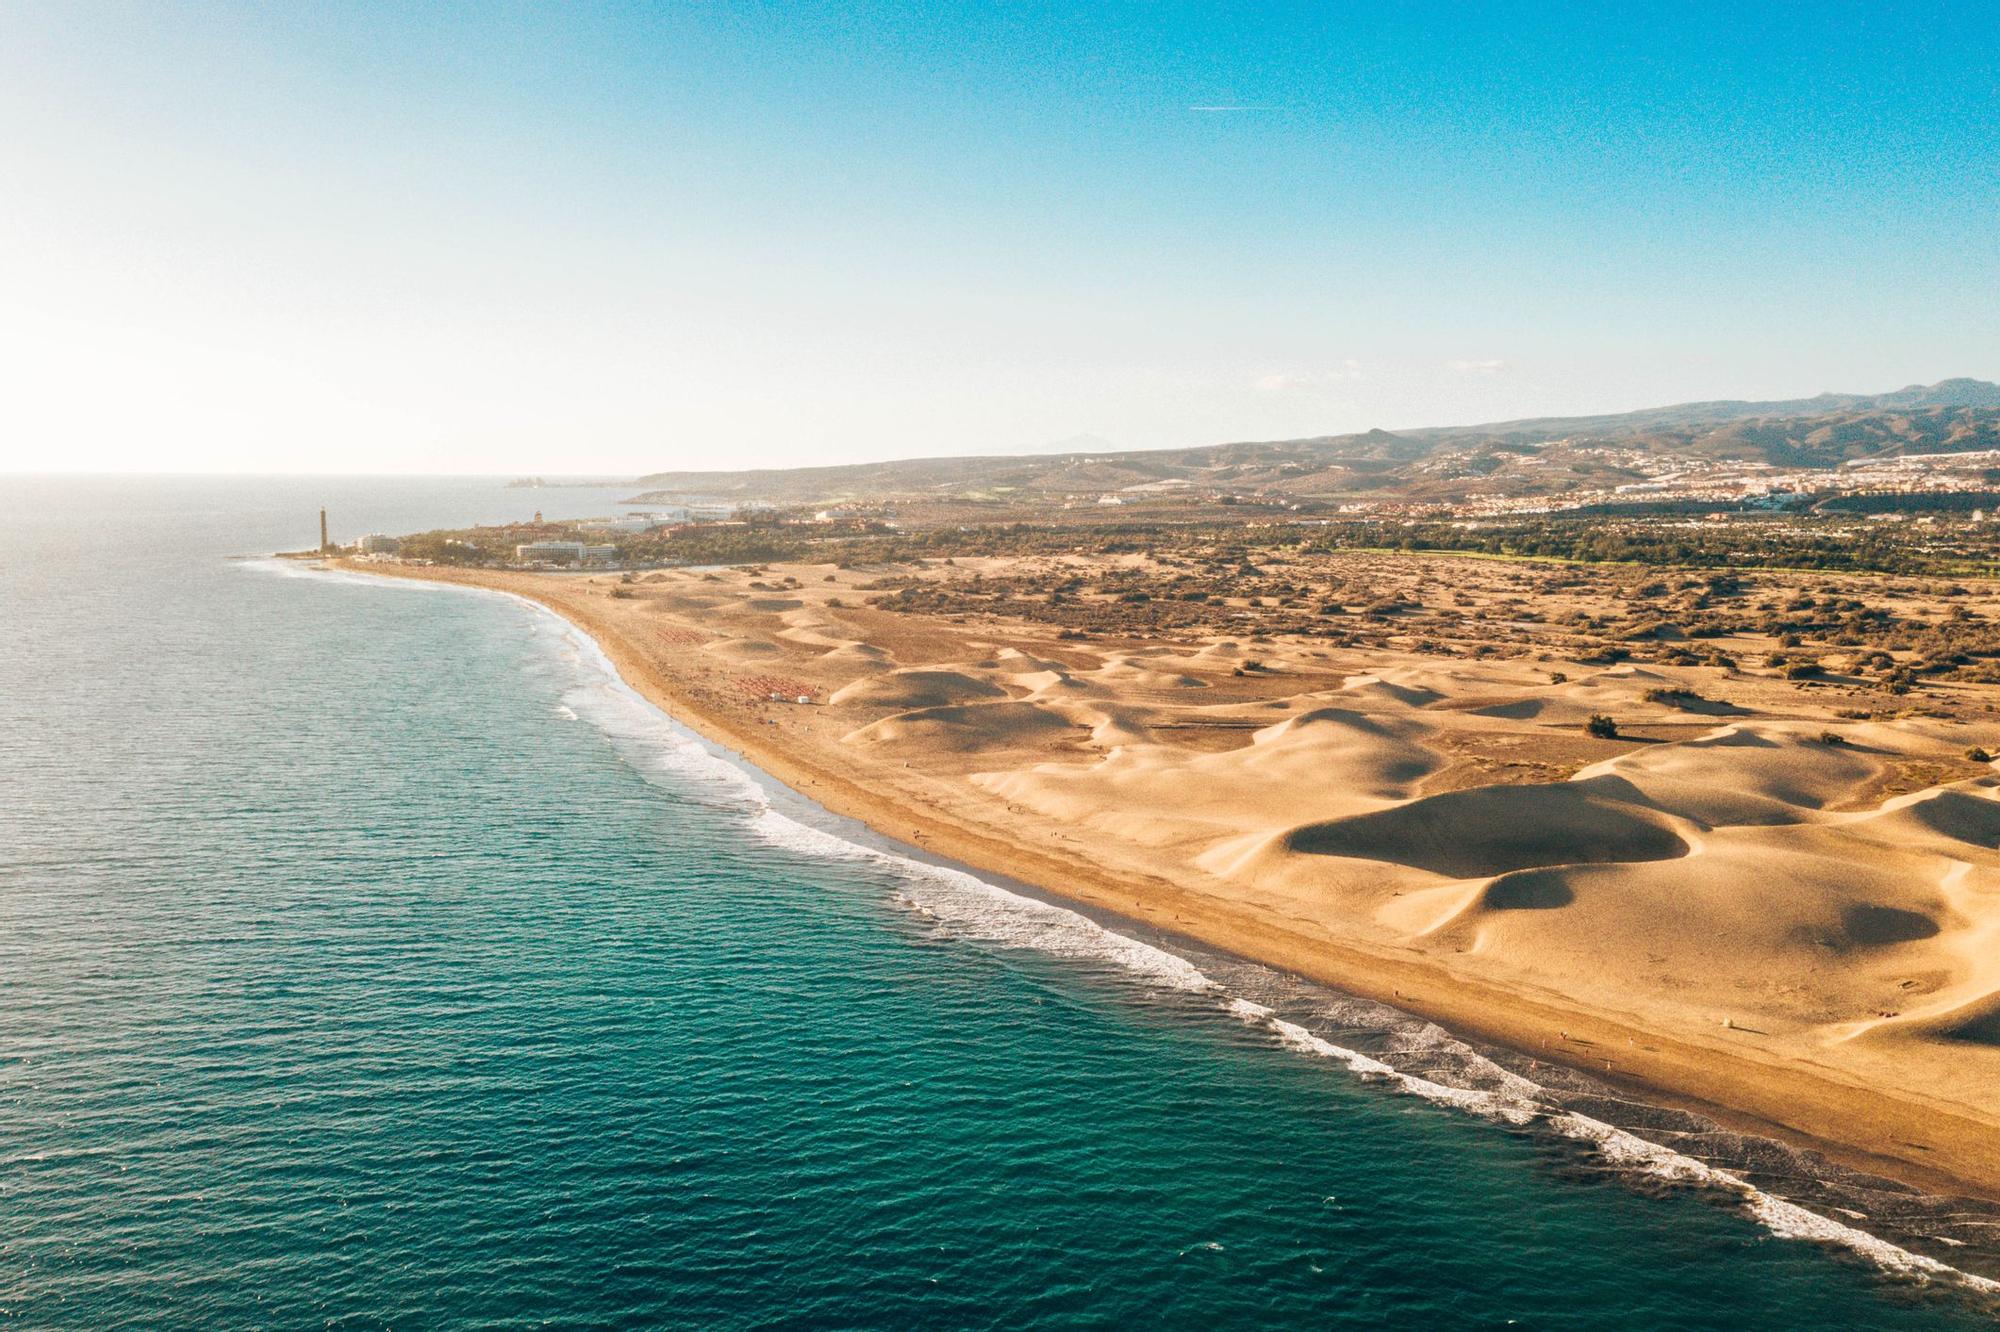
[629,379,2000,506]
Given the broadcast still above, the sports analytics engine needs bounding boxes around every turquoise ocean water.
[2,476,1997,1329]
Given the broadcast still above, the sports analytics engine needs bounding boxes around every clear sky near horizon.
[2,2,1996,476]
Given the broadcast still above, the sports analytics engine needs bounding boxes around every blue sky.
[3,2,1996,473]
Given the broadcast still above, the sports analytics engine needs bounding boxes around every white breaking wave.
[308,558,2000,1301]
[1230,1001,1999,1294]
[745,804,1215,993]
[1238,1000,1540,1121]
[238,556,468,591]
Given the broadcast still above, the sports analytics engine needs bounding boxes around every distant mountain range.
[629,378,2000,507]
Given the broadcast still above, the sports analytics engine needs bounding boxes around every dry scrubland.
[367,548,2000,1198]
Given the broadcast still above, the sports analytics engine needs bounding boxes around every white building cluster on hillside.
[514,541,618,565]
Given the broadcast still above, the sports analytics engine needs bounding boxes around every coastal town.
[306,386,2000,583]
[326,499,797,569]
[1401,442,2000,520]
[314,465,2000,583]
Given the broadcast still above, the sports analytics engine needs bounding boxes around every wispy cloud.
[1448,358,1509,375]
[1255,361,1364,392]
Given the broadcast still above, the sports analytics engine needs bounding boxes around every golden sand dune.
[981,705,1437,848]
[818,641,897,671]
[1018,670,1113,700]
[701,637,784,661]
[972,647,1071,675]
[1284,783,1689,879]
[1088,656,1210,689]
[1081,709,1155,749]
[1575,724,1887,825]
[777,622,852,648]
[1849,786,2000,851]
[1435,839,1983,1028]
[828,668,1009,710]
[1461,695,1574,721]
[843,701,1078,752]
[364,554,2000,1200]
[1923,991,2000,1045]
[649,592,727,611]
[1336,674,1447,709]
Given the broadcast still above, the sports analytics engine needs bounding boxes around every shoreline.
[337,557,2000,1211]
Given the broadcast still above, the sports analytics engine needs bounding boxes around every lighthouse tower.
[320,508,330,553]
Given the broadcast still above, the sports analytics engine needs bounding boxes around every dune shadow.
[1467,698,1545,721]
[1842,904,1940,946]
[1890,791,2000,848]
[1483,872,1576,910]
[1944,1009,2000,1046]
[1285,784,1688,879]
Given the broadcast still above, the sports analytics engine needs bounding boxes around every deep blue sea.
[3,475,1997,1329]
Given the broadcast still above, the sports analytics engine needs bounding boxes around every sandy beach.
[346,552,2000,1202]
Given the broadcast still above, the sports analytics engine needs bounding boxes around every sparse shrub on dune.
[1641,686,1721,709]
